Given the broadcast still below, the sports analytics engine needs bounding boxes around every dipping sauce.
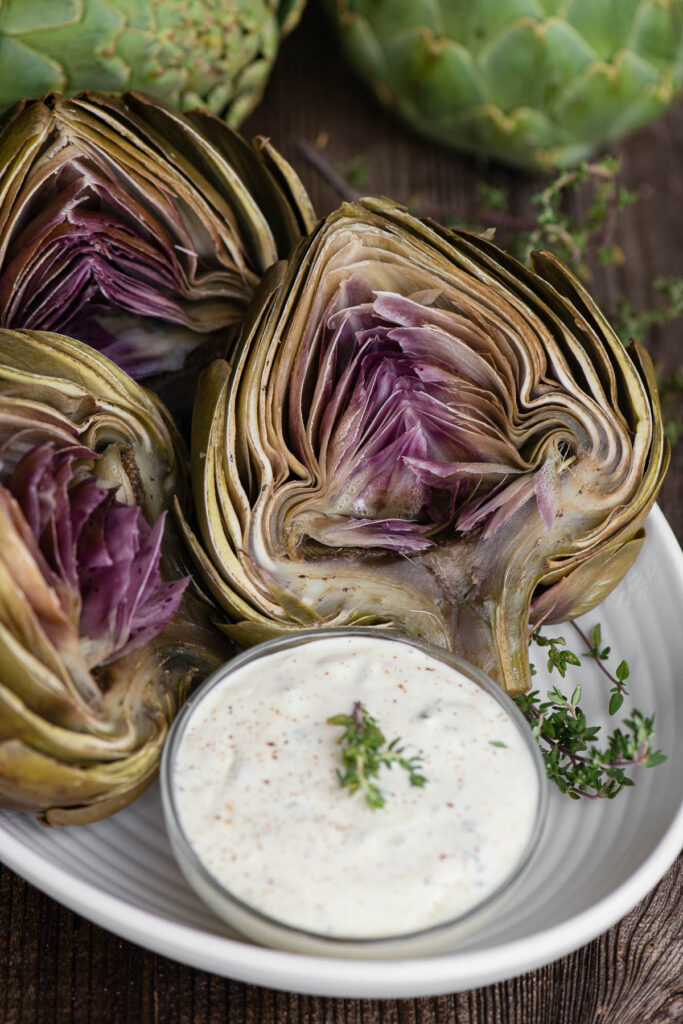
[171,634,542,941]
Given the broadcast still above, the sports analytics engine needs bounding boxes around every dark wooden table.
[1,7,682,1022]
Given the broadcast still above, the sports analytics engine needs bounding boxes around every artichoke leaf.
[531,532,646,625]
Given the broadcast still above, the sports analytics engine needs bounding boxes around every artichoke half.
[179,198,667,696]
[0,90,315,394]
[0,329,228,825]
[0,0,305,128]
[329,0,683,171]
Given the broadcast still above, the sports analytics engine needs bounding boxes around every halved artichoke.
[0,329,228,825]
[0,91,315,391]
[178,198,667,695]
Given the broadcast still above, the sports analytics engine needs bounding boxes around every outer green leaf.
[0,0,307,128]
[330,0,683,170]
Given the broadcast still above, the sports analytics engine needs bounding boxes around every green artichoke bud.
[0,329,228,825]
[0,0,305,128]
[328,0,683,171]
[0,90,315,404]
[178,198,667,695]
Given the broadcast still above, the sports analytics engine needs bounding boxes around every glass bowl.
[160,628,547,958]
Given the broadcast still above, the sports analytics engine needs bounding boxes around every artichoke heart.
[0,329,229,825]
[179,198,667,695]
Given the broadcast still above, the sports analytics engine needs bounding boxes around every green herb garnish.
[515,624,665,799]
[327,701,427,809]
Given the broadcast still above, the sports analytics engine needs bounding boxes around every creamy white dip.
[173,635,540,939]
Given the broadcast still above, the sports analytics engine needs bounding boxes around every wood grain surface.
[1,6,682,1022]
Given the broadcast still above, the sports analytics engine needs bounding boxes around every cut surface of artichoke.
[180,198,667,695]
[0,91,315,394]
[0,330,229,825]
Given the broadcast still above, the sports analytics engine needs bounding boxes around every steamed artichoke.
[0,329,227,825]
[178,198,667,696]
[0,90,315,393]
[329,0,683,171]
[0,0,305,128]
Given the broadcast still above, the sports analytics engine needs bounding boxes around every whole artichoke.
[0,329,227,825]
[0,90,315,396]
[178,198,667,695]
[0,0,305,128]
[329,0,683,171]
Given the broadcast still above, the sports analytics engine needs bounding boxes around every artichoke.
[0,329,227,825]
[0,90,315,396]
[0,0,305,128]
[178,198,667,696]
[329,0,683,171]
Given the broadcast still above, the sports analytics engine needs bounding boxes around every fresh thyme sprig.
[327,701,427,809]
[615,275,683,343]
[574,622,630,715]
[529,629,581,678]
[480,157,637,279]
[516,625,665,799]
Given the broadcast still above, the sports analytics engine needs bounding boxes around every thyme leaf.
[518,624,665,799]
[327,701,427,809]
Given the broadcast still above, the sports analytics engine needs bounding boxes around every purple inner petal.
[3,443,188,665]
[0,166,244,380]
[292,285,554,549]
